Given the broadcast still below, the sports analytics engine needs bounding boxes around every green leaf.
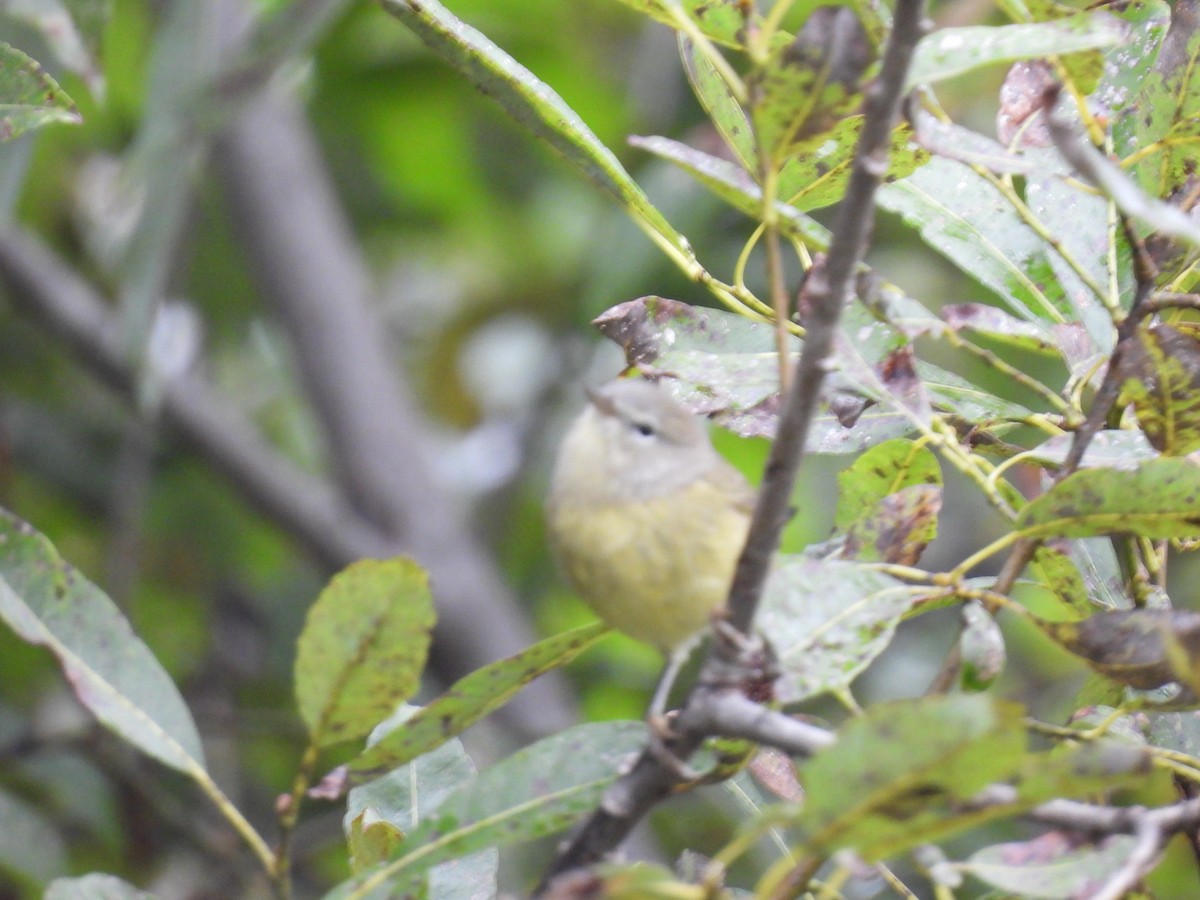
[324,721,649,899]
[1117,323,1200,456]
[344,621,608,782]
[627,133,831,246]
[611,0,758,48]
[758,558,912,703]
[960,602,1006,691]
[749,8,871,163]
[940,303,1080,357]
[0,510,205,773]
[346,707,496,894]
[295,558,435,748]
[379,0,697,270]
[0,42,81,141]
[1038,608,1200,691]
[44,874,154,900]
[1014,458,1200,540]
[1116,1,1200,204]
[797,695,1027,859]
[1029,546,1094,618]
[906,14,1128,90]
[681,34,754,170]
[0,787,67,886]
[1013,739,1150,805]
[962,833,1138,898]
[835,439,942,532]
[878,157,1074,325]
[776,118,929,213]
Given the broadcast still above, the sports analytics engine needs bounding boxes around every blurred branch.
[213,78,575,735]
[537,0,929,887]
[0,225,392,568]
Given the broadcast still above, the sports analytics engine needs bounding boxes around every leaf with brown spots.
[1014,458,1200,541]
[1117,323,1200,456]
[1038,608,1200,693]
[295,558,435,749]
[0,509,204,774]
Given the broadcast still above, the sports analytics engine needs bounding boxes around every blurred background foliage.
[0,0,1116,895]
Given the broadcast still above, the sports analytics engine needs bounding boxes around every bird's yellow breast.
[548,477,751,653]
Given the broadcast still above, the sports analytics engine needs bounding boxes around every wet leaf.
[750,7,872,162]
[1029,545,1094,618]
[379,0,698,273]
[758,557,912,702]
[941,303,1066,356]
[776,118,929,212]
[294,558,435,748]
[878,157,1075,326]
[843,485,941,565]
[1117,323,1200,456]
[1015,458,1200,540]
[906,13,1127,90]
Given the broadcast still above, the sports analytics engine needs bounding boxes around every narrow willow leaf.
[758,558,912,702]
[835,438,942,532]
[0,511,205,773]
[940,303,1068,356]
[906,14,1127,89]
[324,722,649,899]
[680,34,754,170]
[878,157,1074,325]
[1022,149,1123,352]
[344,621,608,783]
[295,558,435,748]
[796,695,1027,860]
[1014,458,1200,540]
[379,0,696,267]
[44,874,154,900]
[1117,323,1200,455]
[1038,608,1200,691]
[963,832,1137,898]
[627,133,832,246]
[0,42,81,141]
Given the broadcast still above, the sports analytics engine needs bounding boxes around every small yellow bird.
[546,379,755,660]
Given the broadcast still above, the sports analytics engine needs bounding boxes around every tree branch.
[537,0,929,887]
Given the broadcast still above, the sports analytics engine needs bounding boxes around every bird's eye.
[632,421,656,437]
